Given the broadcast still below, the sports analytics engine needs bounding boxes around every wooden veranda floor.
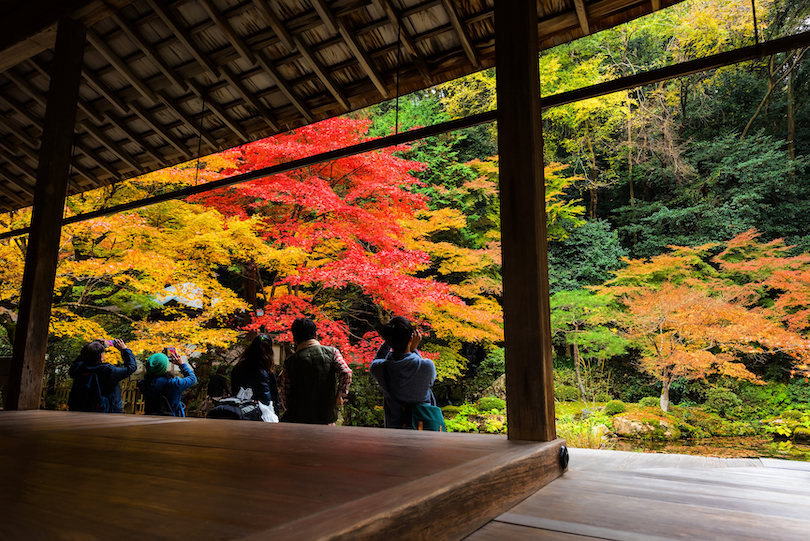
[466,447,810,541]
[0,411,563,541]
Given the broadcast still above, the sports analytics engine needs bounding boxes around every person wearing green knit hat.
[138,348,197,416]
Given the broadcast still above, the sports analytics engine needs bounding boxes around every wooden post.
[496,0,556,441]
[5,17,87,410]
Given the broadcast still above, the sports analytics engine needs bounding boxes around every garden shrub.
[342,363,384,427]
[639,396,660,408]
[477,396,506,412]
[442,405,461,416]
[595,392,611,403]
[781,409,803,420]
[555,385,579,402]
[704,387,743,419]
[794,427,810,443]
[604,400,627,416]
[468,347,505,397]
[445,414,479,432]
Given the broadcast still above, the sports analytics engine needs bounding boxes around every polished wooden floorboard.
[466,448,810,541]
[0,411,564,540]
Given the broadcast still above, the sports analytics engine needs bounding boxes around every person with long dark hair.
[230,334,280,415]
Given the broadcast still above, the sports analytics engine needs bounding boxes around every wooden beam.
[0,162,36,197]
[79,120,144,173]
[187,78,249,142]
[146,0,221,78]
[652,0,662,11]
[75,141,122,178]
[219,63,279,131]
[573,0,591,36]
[111,11,188,93]
[0,152,37,182]
[6,17,86,411]
[373,0,434,84]
[82,64,130,114]
[129,100,190,157]
[156,89,219,150]
[311,0,389,98]
[440,0,480,69]
[252,0,294,51]
[294,35,351,111]
[27,56,105,124]
[495,0,556,441]
[251,0,349,111]
[0,180,28,207]
[102,111,166,166]
[255,50,314,123]
[2,69,47,107]
[0,90,44,131]
[198,0,256,66]
[0,114,39,149]
[86,28,159,104]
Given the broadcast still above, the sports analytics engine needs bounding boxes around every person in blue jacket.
[370,316,437,428]
[138,349,198,417]
[68,338,137,413]
[230,334,280,415]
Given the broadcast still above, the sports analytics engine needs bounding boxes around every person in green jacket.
[278,318,352,424]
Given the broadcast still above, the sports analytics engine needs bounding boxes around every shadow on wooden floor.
[0,411,565,540]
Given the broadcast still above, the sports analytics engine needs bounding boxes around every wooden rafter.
[111,11,188,93]
[374,0,434,84]
[76,141,121,178]
[82,64,130,114]
[187,78,249,142]
[87,28,159,104]
[312,0,389,98]
[573,0,591,36]
[440,0,480,69]
[0,114,38,149]
[146,0,221,78]
[27,57,105,125]
[0,151,37,181]
[255,50,314,123]
[78,120,144,173]
[199,0,256,66]
[251,0,350,111]
[129,100,190,157]
[156,89,219,150]
[219,63,279,131]
[0,163,33,200]
[102,111,167,167]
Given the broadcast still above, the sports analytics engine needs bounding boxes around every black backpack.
[69,372,111,413]
[206,398,262,421]
[144,394,175,416]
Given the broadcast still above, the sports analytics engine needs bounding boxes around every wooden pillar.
[5,18,87,410]
[496,0,556,441]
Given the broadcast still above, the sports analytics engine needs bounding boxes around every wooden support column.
[5,17,87,410]
[496,0,556,441]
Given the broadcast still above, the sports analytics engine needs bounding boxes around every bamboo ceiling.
[0,0,682,212]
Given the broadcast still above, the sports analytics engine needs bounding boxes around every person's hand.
[336,394,344,407]
[168,350,184,365]
[409,329,422,352]
[112,338,127,351]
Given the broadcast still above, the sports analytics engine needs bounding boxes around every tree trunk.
[788,68,796,161]
[660,381,671,412]
[573,340,586,401]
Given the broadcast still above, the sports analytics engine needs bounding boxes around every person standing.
[231,334,280,415]
[68,338,137,413]
[278,318,352,424]
[138,349,198,417]
[370,316,437,429]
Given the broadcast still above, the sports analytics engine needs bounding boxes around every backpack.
[69,371,111,413]
[206,398,263,421]
[144,394,175,416]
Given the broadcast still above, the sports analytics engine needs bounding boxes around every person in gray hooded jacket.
[369,316,437,428]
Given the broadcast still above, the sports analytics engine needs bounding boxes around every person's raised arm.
[111,338,137,380]
[168,350,197,390]
[332,348,352,406]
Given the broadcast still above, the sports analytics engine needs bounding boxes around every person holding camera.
[68,338,137,413]
[370,317,438,429]
[138,348,198,417]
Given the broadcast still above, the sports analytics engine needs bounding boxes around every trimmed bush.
[704,387,743,418]
[781,409,803,420]
[604,400,627,416]
[442,405,461,416]
[555,385,579,402]
[595,392,611,403]
[639,396,660,408]
[477,396,506,412]
[794,427,810,444]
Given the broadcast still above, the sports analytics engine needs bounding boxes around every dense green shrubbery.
[604,400,627,415]
[477,396,506,412]
[555,385,579,402]
[342,364,384,427]
[467,348,505,398]
[639,396,661,408]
